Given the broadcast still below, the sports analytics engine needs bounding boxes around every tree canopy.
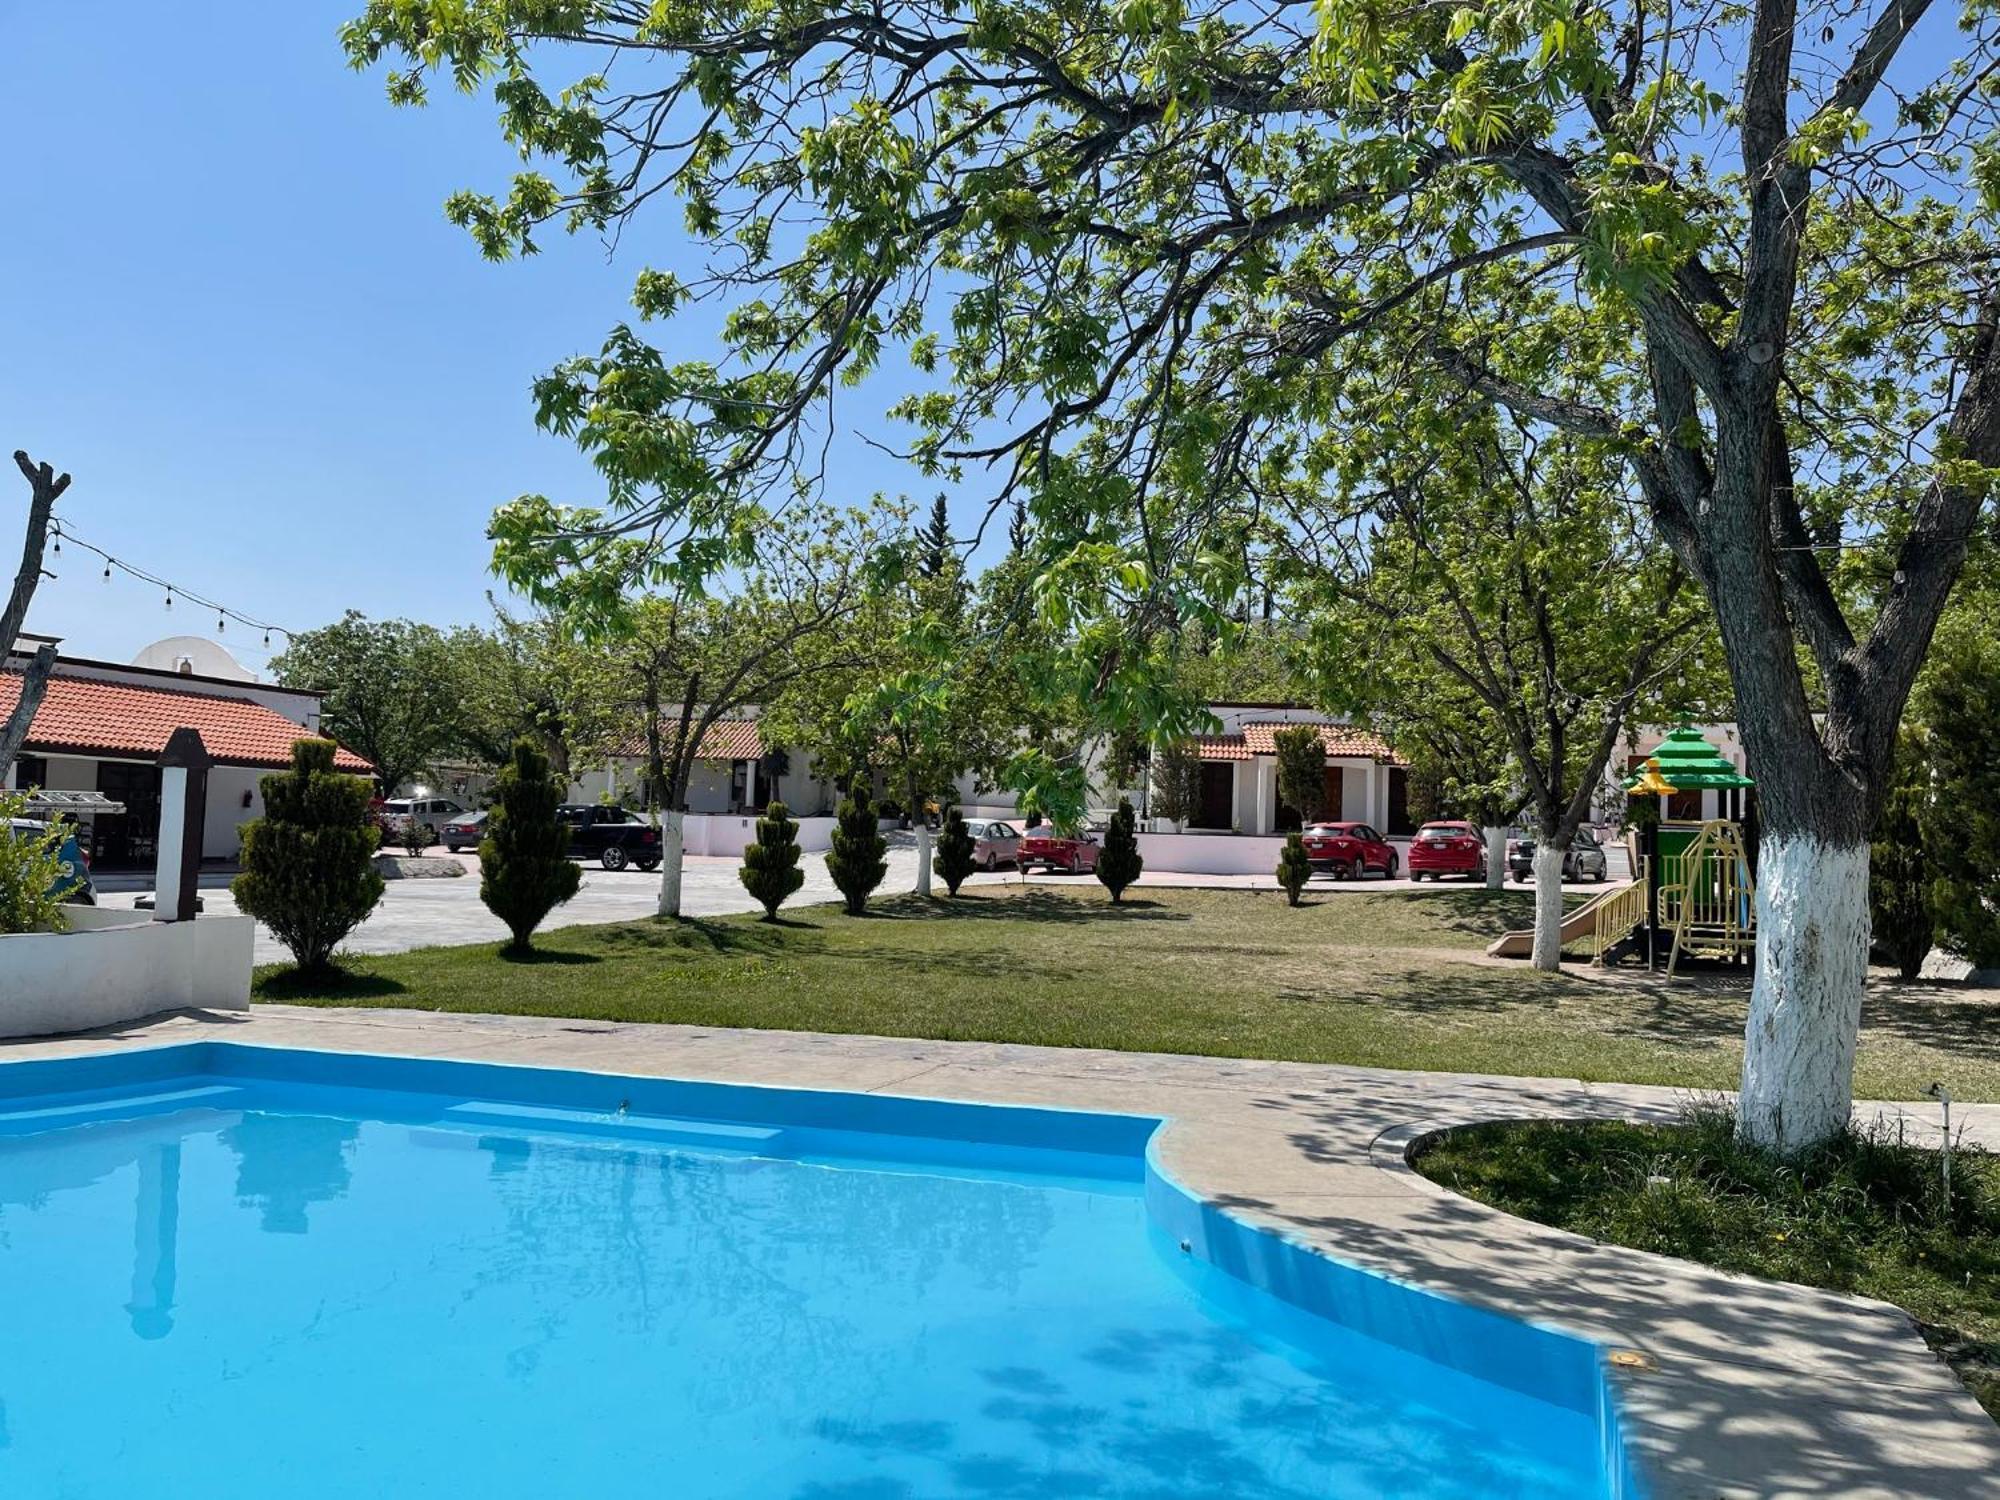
[348,0,2000,1146]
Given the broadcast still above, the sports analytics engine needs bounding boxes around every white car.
[381,797,467,845]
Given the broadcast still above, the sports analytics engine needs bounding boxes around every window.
[12,754,47,791]
[991,823,1016,838]
[1353,826,1378,843]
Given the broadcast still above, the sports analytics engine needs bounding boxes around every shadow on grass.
[865,890,1190,925]
[498,946,602,966]
[1382,888,1541,942]
[254,968,409,1001]
[1864,990,2000,1062]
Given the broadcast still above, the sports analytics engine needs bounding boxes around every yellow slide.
[1486,882,1636,959]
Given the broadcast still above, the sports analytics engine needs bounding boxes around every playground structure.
[1487,727,1760,976]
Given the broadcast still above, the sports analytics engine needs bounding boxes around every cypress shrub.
[825,786,888,915]
[479,738,582,954]
[1277,832,1312,907]
[232,738,384,975]
[1095,797,1144,903]
[935,807,976,896]
[739,799,806,920]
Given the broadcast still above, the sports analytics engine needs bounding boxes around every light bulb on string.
[217,615,226,634]
[164,588,173,611]
[102,563,111,581]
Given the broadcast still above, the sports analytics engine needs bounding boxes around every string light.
[47,519,292,647]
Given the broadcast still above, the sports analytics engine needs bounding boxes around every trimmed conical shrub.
[826,786,888,915]
[739,799,806,920]
[479,738,582,954]
[1095,797,1143,903]
[233,738,384,975]
[1276,832,1312,907]
[935,807,976,897]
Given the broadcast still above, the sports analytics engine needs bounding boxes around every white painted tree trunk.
[655,810,686,918]
[1484,826,1507,890]
[1530,843,1566,972]
[914,822,933,897]
[1737,835,1870,1154]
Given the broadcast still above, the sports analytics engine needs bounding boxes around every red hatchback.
[1407,820,1486,881]
[1300,822,1399,879]
[1016,827,1101,874]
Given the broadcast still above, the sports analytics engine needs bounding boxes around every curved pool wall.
[0,1042,1646,1497]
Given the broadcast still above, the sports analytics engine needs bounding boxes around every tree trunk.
[1736,833,1870,1153]
[655,809,686,918]
[914,821,933,897]
[0,641,56,782]
[1530,842,1566,972]
[1484,826,1506,889]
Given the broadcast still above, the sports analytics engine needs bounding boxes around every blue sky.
[0,3,928,673]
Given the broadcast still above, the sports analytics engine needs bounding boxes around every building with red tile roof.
[3,634,369,868]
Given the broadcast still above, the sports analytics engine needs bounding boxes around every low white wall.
[1137,831,1413,876]
[1138,832,1290,876]
[0,908,253,1040]
[681,813,837,857]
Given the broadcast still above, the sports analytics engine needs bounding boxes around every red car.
[1016,826,1100,874]
[1407,820,1486,881]
[1301,821,1399,879]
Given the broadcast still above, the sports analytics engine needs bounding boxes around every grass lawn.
[256,886,2000,1103]
[1416,1110,2000,1421]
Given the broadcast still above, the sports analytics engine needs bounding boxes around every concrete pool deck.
[6,1004,1996,1499]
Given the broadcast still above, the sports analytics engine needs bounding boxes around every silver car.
[1508,825,1611,882]
[964,819,1021,871]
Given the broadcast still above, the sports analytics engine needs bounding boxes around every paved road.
[103,837,1625,966]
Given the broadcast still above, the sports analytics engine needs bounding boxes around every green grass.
[1416,1109,2000,1421]
[254,886,2000,1102]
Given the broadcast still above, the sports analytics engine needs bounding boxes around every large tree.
[1283,385,1706,965]
[584,505,877,917]
[349,0,2000,1151]
[273,612,462,795]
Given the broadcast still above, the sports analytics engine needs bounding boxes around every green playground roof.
[1623,725,1755,791]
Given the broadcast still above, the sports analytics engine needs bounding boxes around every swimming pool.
[0,1044,1641,1498]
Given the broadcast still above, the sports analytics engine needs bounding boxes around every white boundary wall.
[0,907,253,1040]
[1137,831,1413,876]
[680,814,838,858]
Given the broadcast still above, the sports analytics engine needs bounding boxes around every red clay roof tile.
[0,670,372,773]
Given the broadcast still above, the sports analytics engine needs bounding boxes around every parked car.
[8,817,94,905]
[1300,822,1399,879]
[1406,820,1486,881]
[964,819,1021,871]
[441,810,488,853]
[556,804,663,871]
[1016,825,1100,873]
[1508,826,1611,883]
[381,796,468,847]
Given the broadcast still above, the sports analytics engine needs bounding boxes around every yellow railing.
[1665,821,1756,978]
[1588,869,1650,963]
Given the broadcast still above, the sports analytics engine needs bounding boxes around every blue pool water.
[0,1046,1633,1498]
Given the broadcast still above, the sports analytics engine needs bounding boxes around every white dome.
[130,635,255,682]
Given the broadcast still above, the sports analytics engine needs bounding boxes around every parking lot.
[102,835,1629,968]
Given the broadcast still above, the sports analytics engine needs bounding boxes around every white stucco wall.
[0,908,253,1039]
[202,765,266,861]
[681,813,837,857]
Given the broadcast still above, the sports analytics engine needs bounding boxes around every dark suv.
[556,804,664,871]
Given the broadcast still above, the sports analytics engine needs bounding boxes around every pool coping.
[5,1004,1997,1499]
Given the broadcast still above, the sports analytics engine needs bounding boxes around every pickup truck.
[556,804,664,871]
